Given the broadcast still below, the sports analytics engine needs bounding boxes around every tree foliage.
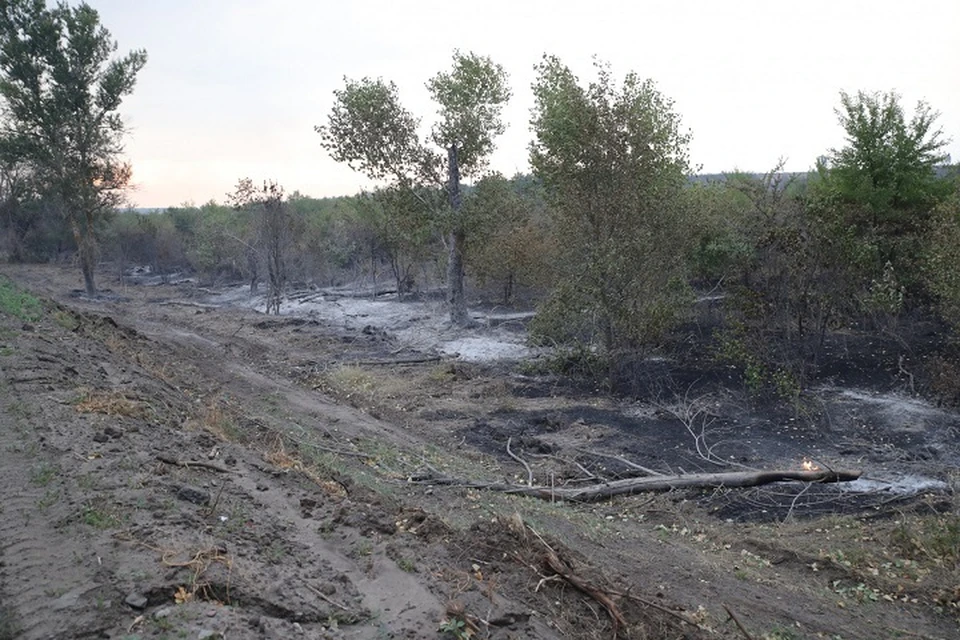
[317,50,510,324]
[815,91,951,298]
[0,0,146,293]
[529,56,693,358]
[427,51,512,179]
[463,173,553,304]
[318,78,430,187]
[829,91,949,218]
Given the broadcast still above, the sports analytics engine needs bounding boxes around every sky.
[89,0,960,208]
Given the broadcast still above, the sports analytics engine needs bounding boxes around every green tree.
[354,186,433,298]
[816,90,951,299]
[317,50,511,325]
[0,0,146,294]
[927,190,960,329]
[229,179,294,315]
[463,173,553,304]
[185,201,253,284]
[529,56,692,364]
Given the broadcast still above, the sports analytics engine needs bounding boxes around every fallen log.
[353,355,443,366]
[158,300,219,310]
[410,468,861,503]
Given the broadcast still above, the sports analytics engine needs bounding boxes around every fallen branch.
[353,355,443,366]
[530,452,600,483]
[156,454,234,474]
[304,582,352,612]
[723,604,755,640]
[158,300,219,310]
[506,437,534,486]
[543,550,626,636]
[608,588,703,629]
[410,468,862,503]
[578,449,664,477]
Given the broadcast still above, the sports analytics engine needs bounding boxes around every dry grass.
[74,387,147,418]
[263,434,349,498]
[160,545,234,604]
[191,396,242,441]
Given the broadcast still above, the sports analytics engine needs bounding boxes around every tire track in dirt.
[0,363,119,639]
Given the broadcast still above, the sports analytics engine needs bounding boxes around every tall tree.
[815,90,951,298]
[317,50,511,325]
[0,0,146,294]
[529,56,692,362]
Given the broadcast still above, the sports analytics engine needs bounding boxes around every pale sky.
[90,0,960,208]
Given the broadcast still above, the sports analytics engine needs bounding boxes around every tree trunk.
[447,144,469,326]
[247,247,259,295]
[69,214,97,296]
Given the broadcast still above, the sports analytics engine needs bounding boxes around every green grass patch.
[29,463,57,487]
[0,277,42,322]
[78,501,124,529]
[0,605,21,640]
[891,513,960,563]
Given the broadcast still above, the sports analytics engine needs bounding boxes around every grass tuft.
[0,277,42,323]
[74,388,146,418]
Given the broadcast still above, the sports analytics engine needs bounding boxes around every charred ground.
[0,264,957,640]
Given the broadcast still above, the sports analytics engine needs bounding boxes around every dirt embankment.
[0,264,958,640]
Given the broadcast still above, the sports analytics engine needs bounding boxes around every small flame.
[802,458,819,472]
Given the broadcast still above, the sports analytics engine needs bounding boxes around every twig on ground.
[276,430,372,459]
[304,582,353,612]
[203,481,226,518]
[782,482,812,523]
[158,300,219,310]
[723,604,755,640]
[577,449,664,477]
[609,587,705,629]
[529,452,601,482]
[506,437,534,486]
[353,355,443,366]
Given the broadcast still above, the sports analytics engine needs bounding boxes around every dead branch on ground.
[577,448,664,477]
[506,436,534,486]
[723,604,755,640]
[304,582,354,613]
[513,515,707,638]
[158,300,219,310]
[353,355,443,366]
[543,549,627,636]
[657,390,754,470]
[410,467,861,502]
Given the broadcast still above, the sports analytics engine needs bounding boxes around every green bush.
[0,277,42,322]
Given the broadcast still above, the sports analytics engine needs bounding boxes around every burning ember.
[801,458,819,472]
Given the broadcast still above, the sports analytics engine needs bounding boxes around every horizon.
[87,0,960,209]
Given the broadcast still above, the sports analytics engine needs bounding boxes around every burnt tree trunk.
[446,144,469,326]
